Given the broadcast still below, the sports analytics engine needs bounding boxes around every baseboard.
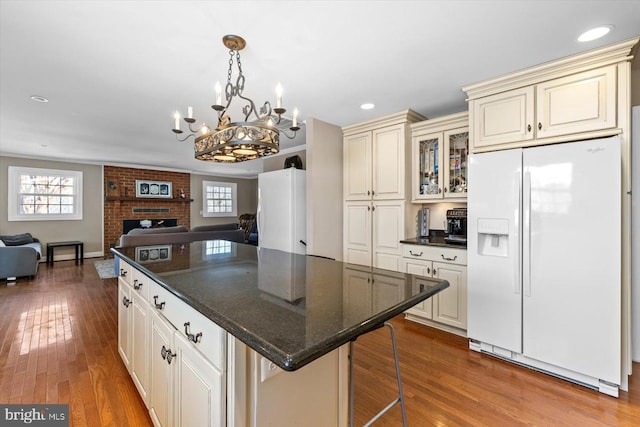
[40,250,104,263]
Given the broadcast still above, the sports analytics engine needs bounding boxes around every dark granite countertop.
[111,241,448,371]
[401,230,467,249]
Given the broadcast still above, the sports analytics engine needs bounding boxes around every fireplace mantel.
[105,196,193,203]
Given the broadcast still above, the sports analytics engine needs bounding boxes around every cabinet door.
[173,332,225,427]
[372,201,404,271]
[372,124,406,200]
[432,263,467,330]
[536,65,616,139]
[118,280,132,371]
[443,127,469,199]
[471,86,534,150]
[412,132,443,201]
[404,259,433,318]
[343,131,371,200]
[344,201,372,267]
[343,268,373,324]
[149,310,175,427]
[372,274,405,312]
[130,290,150,407]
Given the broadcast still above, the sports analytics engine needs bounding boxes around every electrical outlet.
[260,357,282,382]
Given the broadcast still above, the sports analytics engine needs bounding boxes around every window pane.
[35,205,48,214]
[48,205,61,214]
[61,205,73,214]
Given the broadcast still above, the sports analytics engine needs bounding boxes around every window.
[8,166,83,221]
[202,181,237,217]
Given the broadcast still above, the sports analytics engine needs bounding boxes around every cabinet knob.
[371,190,375,196]
[433,268,437,275]
[538,122,542,131]
[166,348,176,365]
[367,190,370,196]
[527,124,532,132]
[372,206,375,211]
[367,205,371,211]
[444,187,448,193]
[427,267,431,274]
[122,296,131,308]
[438,188,442,194]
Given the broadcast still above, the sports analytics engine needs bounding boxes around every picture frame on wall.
[135,245,172,263]
[135,179,172,198]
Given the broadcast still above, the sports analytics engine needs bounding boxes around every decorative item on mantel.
[171,34,301,163]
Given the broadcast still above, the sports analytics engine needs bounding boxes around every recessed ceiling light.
[578,25,613,42]
[360,103,375,110]
[30,95,49,103]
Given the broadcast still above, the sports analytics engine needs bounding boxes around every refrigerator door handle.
[523,170,532,297]
[514,172,521,295]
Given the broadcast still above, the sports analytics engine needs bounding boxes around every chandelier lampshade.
[171,35,300,163]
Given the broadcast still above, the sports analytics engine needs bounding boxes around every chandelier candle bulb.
[174,112,180,131]
[293,108,298,128]
[276,83,283,108]
[215,82,222,106]
[187,106,193,119]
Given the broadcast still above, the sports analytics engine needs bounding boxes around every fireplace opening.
[123,218,178,234]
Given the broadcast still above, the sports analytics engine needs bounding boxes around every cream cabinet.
[343,200,405,271]
[410,112,469,202]
[118,264,227,427]
[343,110,424,270]
[344,122,414,201]
[467,65,618,152]
[118,271,151,408]
[402,244,467,334]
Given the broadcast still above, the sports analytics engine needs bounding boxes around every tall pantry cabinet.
[342,110,425,271]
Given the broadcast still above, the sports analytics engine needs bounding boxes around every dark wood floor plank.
[1,260,638,427]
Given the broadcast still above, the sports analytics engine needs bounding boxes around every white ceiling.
[1,1,639,178]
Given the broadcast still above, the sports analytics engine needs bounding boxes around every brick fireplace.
[104,166,191,255]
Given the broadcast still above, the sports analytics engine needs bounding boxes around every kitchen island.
[112,240,448,427]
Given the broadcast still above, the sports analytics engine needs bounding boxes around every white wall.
[632,106,639,362]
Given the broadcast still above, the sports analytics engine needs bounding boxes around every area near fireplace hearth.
[103,165,191,255]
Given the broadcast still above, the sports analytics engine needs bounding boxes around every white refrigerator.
[257,168,306,254]
[467,136,621,394]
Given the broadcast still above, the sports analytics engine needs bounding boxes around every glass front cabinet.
[411,112,469,202]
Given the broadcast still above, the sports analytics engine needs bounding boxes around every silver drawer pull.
[441,254,457,261]
[184,322,202,344]
[409,250,423,257]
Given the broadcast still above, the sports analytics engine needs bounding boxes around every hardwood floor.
[1,260,638,426]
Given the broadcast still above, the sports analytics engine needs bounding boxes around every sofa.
[0,233,43,281]
[117,224,245,248]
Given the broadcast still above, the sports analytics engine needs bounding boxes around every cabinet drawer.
[147,280,226,371]
[130,268,151,301]
[118,259,134,285]
[402,244,467,265]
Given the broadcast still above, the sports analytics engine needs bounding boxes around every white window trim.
[8,166,83,221]
[202,180,237,218]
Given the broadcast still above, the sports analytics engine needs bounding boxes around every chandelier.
[171,35,300,162]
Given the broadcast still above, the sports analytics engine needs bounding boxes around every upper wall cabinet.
[463,38,638,153]
[343,110,426,201]
[410,112,469,202]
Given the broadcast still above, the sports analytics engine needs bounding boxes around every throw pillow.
[0,239,5,247]
[0,232,34,246]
